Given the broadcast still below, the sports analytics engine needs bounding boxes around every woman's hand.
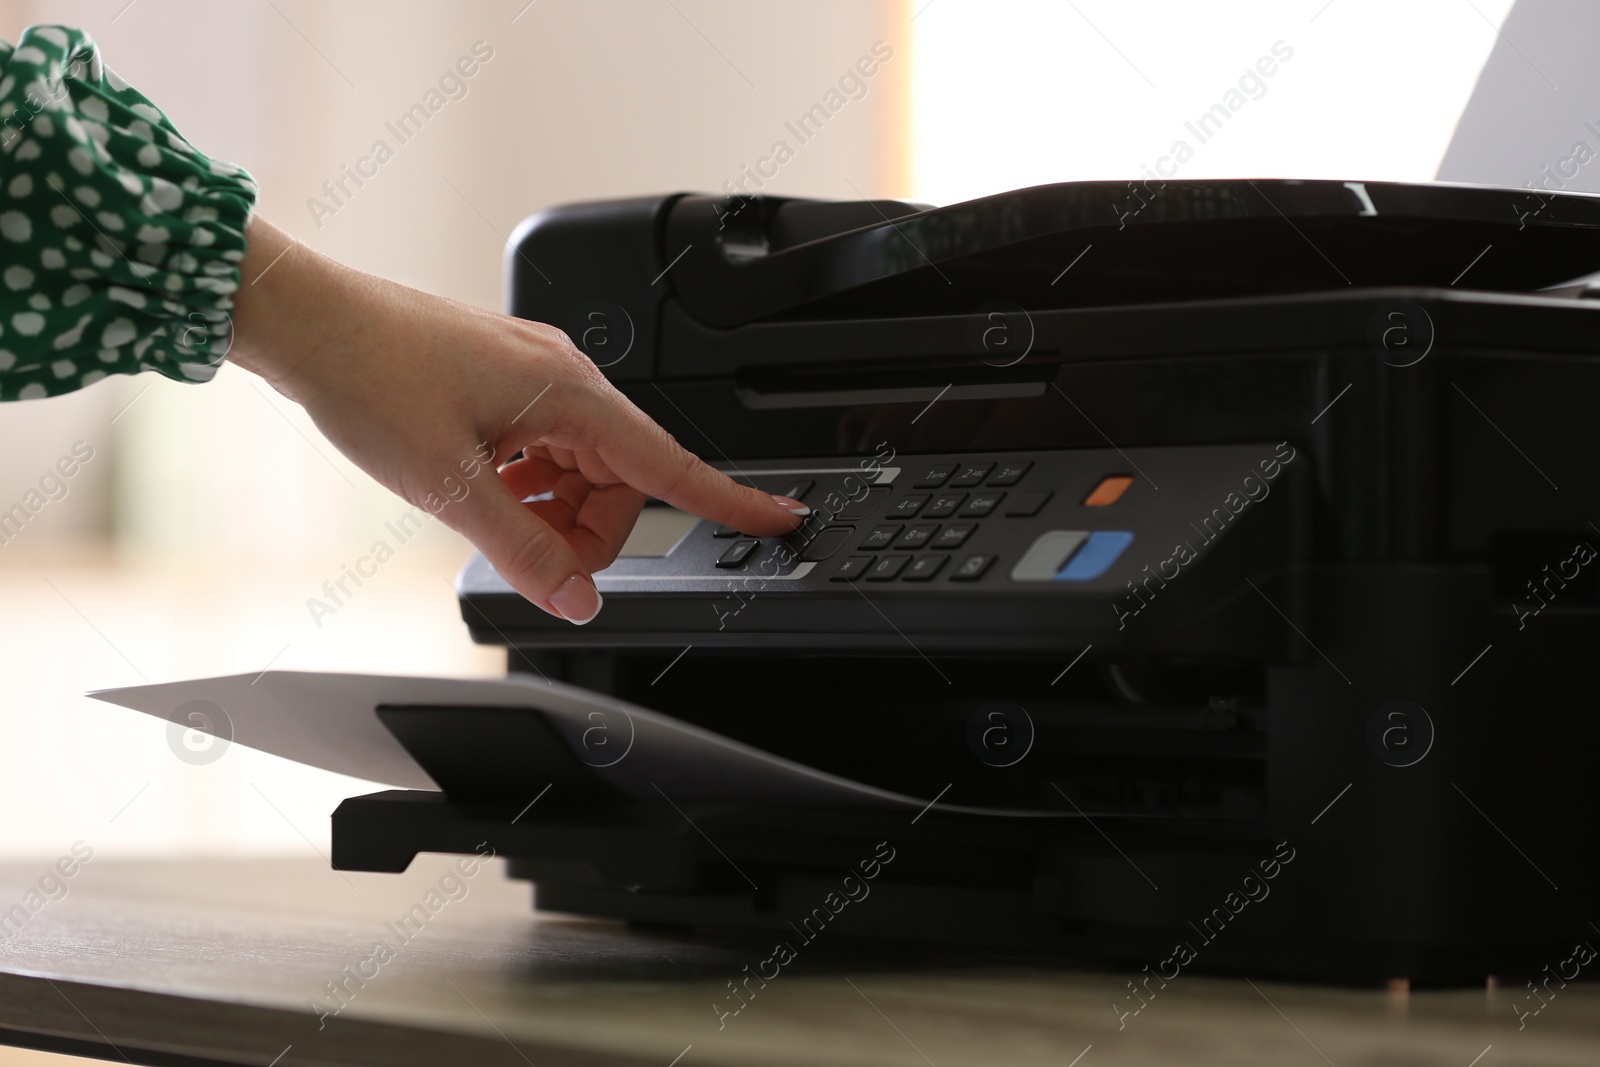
[228,217,806,624]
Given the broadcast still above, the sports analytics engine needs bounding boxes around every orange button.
[1082,475,1133,507]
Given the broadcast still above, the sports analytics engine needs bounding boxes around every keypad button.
[951,554,996,581]
[960,491,1005,517]
[898,523,940,549]
[922,493,966,519]
[777,478,814,501]
[712,524,740,538]
[836,486,888,521]
[1083,475,1133,507]
[1005,489,1053,517]
[949,463,994,488]
[860,525,902,550]
[913,463,958,488]
[716,539,760,568]
[987,461,1032,487]
[797,525,854,562]
[1054,530,1134,581]
[889,494,929,519]
[1010,530,1089,582]
[865,554,911,581]
[831,555,872,581]
[931,523,977,549]
[902,555,946,581]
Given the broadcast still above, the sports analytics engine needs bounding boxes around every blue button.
[1054,530,1134,581]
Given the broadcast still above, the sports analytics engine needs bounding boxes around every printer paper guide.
[90,671,1076,818]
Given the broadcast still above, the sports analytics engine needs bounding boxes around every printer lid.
[664,179,1600,328]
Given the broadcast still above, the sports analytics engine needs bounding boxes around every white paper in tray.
[91,671,1080,817]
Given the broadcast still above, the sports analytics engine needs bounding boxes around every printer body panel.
[424,180,1600,981]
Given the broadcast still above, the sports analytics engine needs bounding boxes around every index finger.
[571,385,810,536]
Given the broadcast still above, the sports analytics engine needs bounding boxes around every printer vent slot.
[736,360,1056,410]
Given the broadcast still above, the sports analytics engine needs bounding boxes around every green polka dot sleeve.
[0,25,258,402]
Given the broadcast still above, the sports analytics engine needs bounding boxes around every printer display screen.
[617,506,699,557]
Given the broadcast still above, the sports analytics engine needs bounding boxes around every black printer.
[333,179,1600,983]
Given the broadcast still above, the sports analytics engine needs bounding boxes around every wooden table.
[0,857,1595,1066]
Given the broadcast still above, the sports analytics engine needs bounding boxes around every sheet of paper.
[91,671,1076,816]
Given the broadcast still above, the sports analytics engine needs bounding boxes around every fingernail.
[771,494,811,516]
[550,574,602,625]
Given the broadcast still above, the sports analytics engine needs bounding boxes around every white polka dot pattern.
[0,25,257,401]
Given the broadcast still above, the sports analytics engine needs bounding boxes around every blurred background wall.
[0,0,1523,860]
[0,0,912,556]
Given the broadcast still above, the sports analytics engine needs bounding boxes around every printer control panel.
[709,455,1138,587]
[458,442,1300,649]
